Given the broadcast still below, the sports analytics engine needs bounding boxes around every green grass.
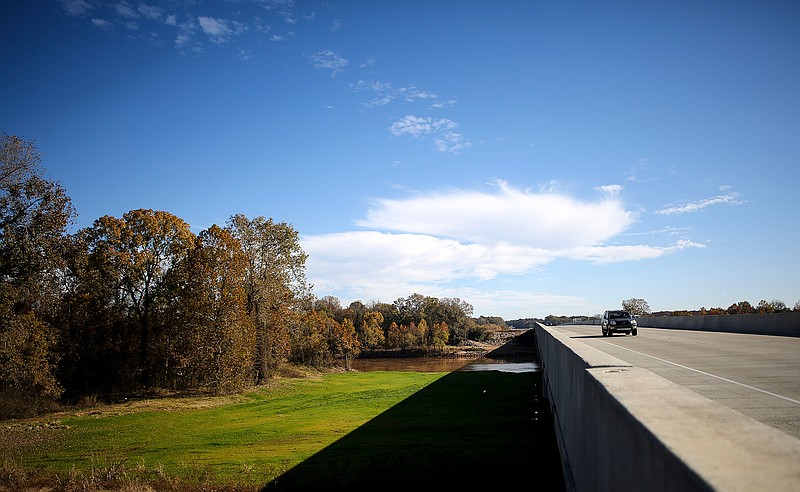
[3,369,564,491]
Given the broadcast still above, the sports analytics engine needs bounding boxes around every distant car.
[601,310,638,337]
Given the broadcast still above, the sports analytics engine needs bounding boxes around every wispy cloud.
[389,115,456,137]
[59,1,294,52]
[90,18,112,29]
[595,184,623,196]
[656,192,743,216]
[351,80,442,108]
[59,0,92,17]
[198,16,247,44]
[563,239,704,264]
[309,50,348,76]
[389,115,471,152]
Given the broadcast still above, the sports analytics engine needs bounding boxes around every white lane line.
[597,340,800,405]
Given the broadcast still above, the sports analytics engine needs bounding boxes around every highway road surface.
[549,324,800,440]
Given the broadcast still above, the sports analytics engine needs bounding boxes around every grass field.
[1,368,564,491]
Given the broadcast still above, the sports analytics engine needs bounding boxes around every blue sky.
[2,1,799,319]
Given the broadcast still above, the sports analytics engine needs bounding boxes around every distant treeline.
[540,298,800,326]
[0,134,482,416]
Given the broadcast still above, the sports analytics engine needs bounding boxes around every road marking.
[597,340,800,405]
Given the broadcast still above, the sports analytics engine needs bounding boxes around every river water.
[350,356,540,373]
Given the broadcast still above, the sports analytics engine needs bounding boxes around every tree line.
[621,297,800,317]
[544,298,800,325]
[0,134,478,415]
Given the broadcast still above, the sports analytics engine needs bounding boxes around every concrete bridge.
[535,318,800,491]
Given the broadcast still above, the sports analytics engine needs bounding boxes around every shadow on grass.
[261,345,565,491]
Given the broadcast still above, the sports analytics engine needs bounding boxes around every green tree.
[0,134,75,405]
[227,214,311,383]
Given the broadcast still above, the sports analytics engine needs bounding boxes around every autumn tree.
[289,310,329,367]
[343,300,367,332]
[58,234,133,397]
[227,214,311,383]
[328,317,360,370]
[314,295,344,321]
[389,294,474,345]
[357,310,385,350]
[414,319,429,349]
[79,209,194,387]
[164,225,255,394]
[0,134,75,406]
[756,300,776,314]
[429,321,450,351]
[727,300,755,315]
[386,321,406,350]
[622,298,651,316]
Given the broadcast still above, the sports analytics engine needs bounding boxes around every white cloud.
[91,18,112,29]
[309,50,348,76]
[301,181,709,316]
[302,231,554,288]
[434,131,471,153]
[198,16,234,44]
[137,4,163,21]
[563,239,704,264]
[656,192,742,215]
[595,184,623,196]
[389,115,472,152]
[356,181,634,249]
[389,115,457,137]
[352,81,441,108]
[59,0,92,17]
[114,2,138,19]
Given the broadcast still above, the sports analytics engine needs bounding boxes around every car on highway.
[601,310,638,337]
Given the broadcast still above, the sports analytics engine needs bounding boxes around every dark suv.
[601,310,638,337]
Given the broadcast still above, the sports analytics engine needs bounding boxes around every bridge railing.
[535,323,800,492]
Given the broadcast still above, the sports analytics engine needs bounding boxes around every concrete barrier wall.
[535,323,800,492]
[636,312,799,337]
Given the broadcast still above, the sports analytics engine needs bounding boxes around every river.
[350,356,540,373]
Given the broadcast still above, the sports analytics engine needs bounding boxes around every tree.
[771,300,787,312]
[80,209,194,387]
[357,311,385,350]
[0,134,75,403]
[328,318,360,370]
[386,321,405,350]
[429,321,449,351]
[727,300,755,315]
[756,300,775,314]
[314,295,343,320]
[58,234,134,397]
[289,310,328,367]
[164,225,255,394]
[389,294,474,345]
[622,298,651,316]
[227,214,311,383]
